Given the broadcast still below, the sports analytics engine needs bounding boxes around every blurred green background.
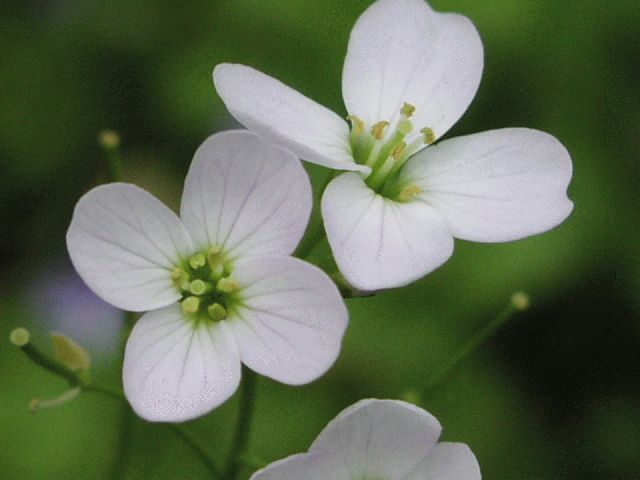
[1,0,639,478]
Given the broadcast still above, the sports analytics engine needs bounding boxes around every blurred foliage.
[1,0,639,479]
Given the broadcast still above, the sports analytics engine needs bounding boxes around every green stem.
[110,402,135,480]
[99,129,123,183]
[293,170,335,259]
[224,368,258,480]
[17,342,79,386]
[84,384,122,401]
[110,309,136,480]
[167,424,221,478]
[423,293,529,394]
[83,385,222,478]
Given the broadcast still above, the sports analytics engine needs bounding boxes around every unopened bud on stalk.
[511,291,530,311]
[10,328,30,347]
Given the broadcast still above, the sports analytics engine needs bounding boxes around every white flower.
[213,0,573,291]
[66,130,348,422]
[251,399,481,480]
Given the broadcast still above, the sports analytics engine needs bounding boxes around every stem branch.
[423,292,529,394]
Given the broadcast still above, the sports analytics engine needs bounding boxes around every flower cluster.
[64,0,574,477]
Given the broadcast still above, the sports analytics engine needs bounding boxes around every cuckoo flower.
[213,0,573,291]
[67,131,348,422]
[251,399,481,480]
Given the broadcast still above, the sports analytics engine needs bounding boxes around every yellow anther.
[171,267,190,291]
[208,303,228,321]
[189,253,207,270]
[421,127,436,145]
[181,296,201,316]
[217,276,240,294]
[401,103,416,117]
[207,245,223,268]
[371,121,390,140]
[397,184,423,202]
[346,115,365,135]
[392,142,407,160]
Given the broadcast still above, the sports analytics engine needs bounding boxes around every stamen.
[392,142,406,160]
[189,253,207,270]
[371,121,390,140]
[207,303,228,321]
[367,117,414,187]
[181,296,201,316]
[397,184,423,202]
[171,267,190,291]
[346,115,365,135]
[217,276,240,294]
[352,132,375,165]
[207,245,225,279]
[421,127,436,145]
[401,102,416,118]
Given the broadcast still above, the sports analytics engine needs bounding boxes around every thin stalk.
[110,310,136,480]
[110,404,135,480]
[98,129,123,183]
[423,293,530,394]
[84,385,221,478]
[224,368,258,480]
[293,170,335,259]
[16,342,79,386]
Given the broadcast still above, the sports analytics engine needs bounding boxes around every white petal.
[401,128,574,242]
[123,304,241,422]
[180,131,312,258]
[214,64,366,173]
[343,0,483,141]
[66,183,193,312]
[250,452,348,480]
[227,256,348,385]
[309,399,442,479]
[403,443,481,480]
[321,173,453,291]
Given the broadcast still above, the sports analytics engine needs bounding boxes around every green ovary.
[171,246,240,323]
[348,102,434,202]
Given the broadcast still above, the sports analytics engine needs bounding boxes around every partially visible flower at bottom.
[251,399,481,480]
[66,130,348,422]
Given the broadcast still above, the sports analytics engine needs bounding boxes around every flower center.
[348,102,435,202]
[171,245,240,323]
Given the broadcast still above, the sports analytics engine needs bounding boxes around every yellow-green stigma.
[348,103,437,200]
[173,247,240,323]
